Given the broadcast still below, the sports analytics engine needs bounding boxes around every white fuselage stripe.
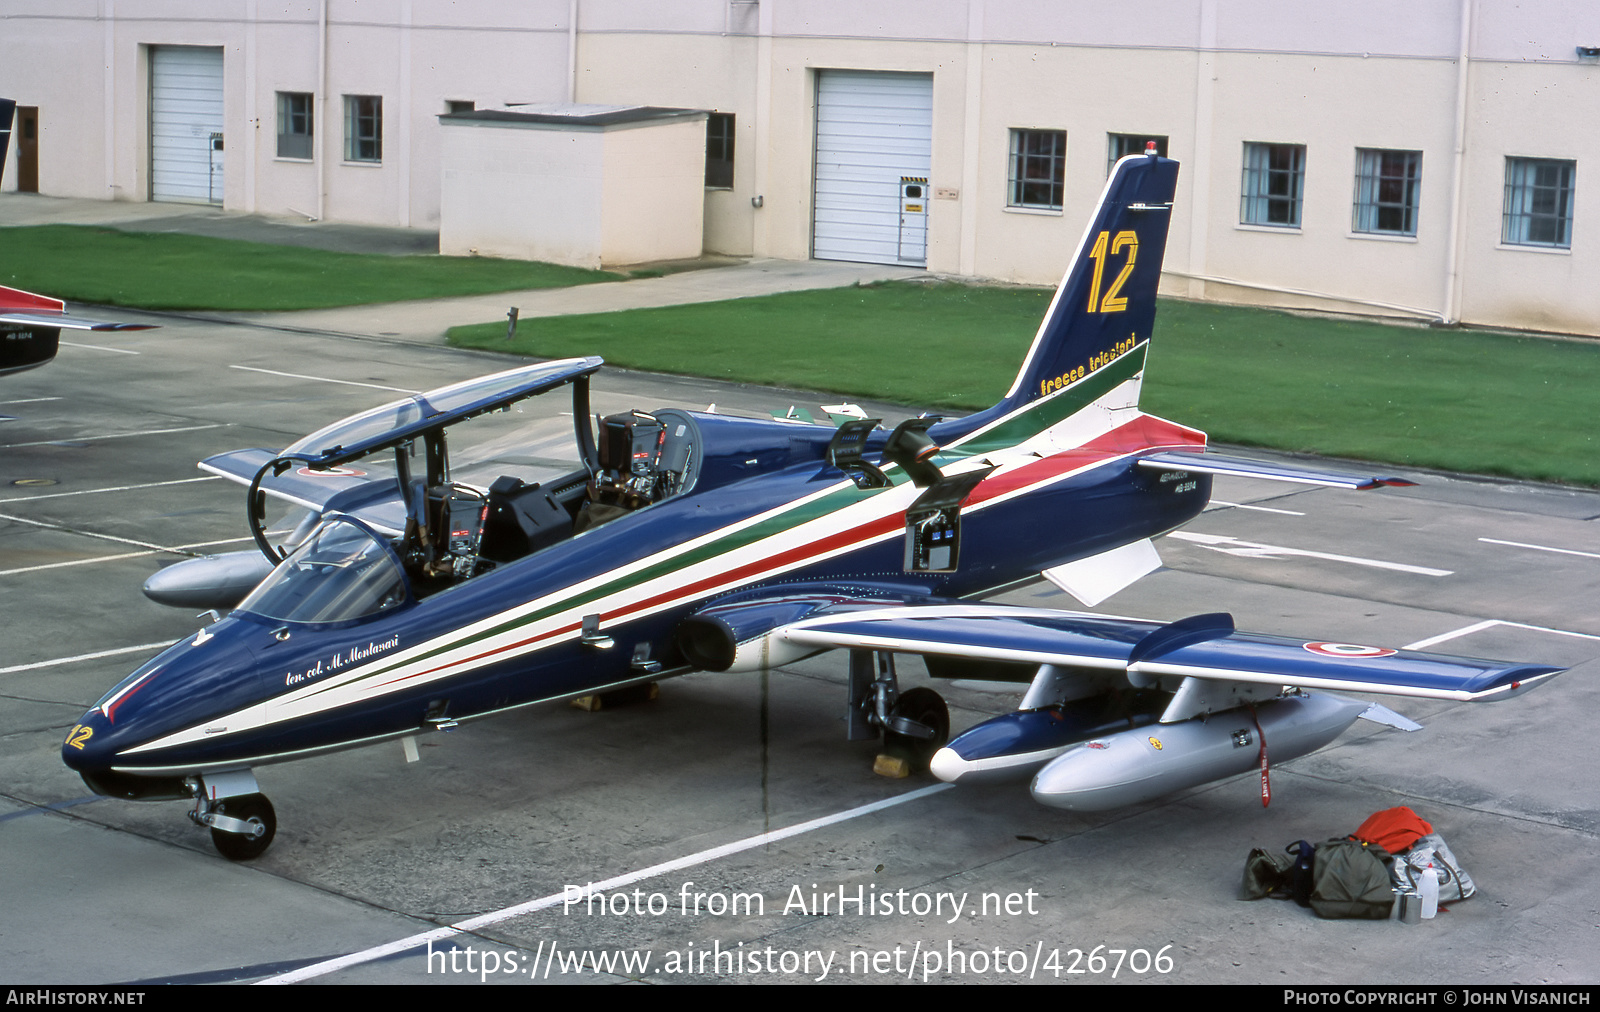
[125,387,1164,756]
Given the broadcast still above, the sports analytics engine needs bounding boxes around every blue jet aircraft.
[62,150,1563,859]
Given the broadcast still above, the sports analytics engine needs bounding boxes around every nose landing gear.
[187,771,278,861]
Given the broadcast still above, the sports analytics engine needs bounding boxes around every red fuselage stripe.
[373,415,1206,689]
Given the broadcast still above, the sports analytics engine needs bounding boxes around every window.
[1353,149,1421,236]
[1503,157,1575,248]
[276,92,313,160]
[1240,142,1305,227]
[1107,133,1168,175]
[446,100,475,115]
[343,95,382,163]
[706,112,734,189]
[1008,129,1066,210]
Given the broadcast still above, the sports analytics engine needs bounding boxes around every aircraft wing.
[1137,450,1416,490]
[772,605,1561,704]
[0,285,158,331]
[0,310,158,331]
[200,448,406,534]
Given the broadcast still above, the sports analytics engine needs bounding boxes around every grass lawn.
[449,281,1600,487]
[0,225,617,310]
[453,281,1054,409]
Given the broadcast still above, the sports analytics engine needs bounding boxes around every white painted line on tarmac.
[0,396,63,406]
[0,511,207,553]
[59,340,139,355]
[1479,537,1600,561]
[230,365,419,394]
[0,512,249,560]
[0,641,174,675]
[1167,531,1452,576]
[1404,619,1600,652]
[259,783,954,985]
[0,536,254,576]
[0,423,226,449]
[0,549,163,576]
[1206,500,1306,516]
[0,475,220,504]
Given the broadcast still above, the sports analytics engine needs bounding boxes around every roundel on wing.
[1303,641,1398,659]
[297,465,368,478]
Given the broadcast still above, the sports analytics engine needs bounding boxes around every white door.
[813,70,932,267]
[150,46,225,204]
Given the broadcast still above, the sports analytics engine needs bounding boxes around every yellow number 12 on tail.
[1086,230,1138,314]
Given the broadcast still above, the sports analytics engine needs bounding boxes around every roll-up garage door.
[150,46,225,204]
[812,70,932,267]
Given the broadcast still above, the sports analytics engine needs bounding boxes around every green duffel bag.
[1310,837,1395,920]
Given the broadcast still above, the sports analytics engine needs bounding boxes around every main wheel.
[210,793,277,861]
[882,687,950,773]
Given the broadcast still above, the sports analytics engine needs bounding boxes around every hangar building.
[0,1,1595,335]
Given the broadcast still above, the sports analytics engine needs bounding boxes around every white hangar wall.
[1,0,1596,335]
[0,0,575,228]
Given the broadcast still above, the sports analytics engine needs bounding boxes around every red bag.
[1351,806,1433,853]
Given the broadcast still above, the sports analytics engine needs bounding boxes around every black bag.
[1309,837,1394,919]
[1239,839,1315,904]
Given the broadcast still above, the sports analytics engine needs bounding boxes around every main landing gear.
[187,770,277,861]
[848,650,950,777]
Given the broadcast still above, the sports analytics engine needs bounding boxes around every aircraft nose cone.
[60,710,123,781]
[60,711,192,802]
[60,716,103,772]
[58,620,268,796]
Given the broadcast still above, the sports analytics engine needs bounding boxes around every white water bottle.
[1420,862,1439,919]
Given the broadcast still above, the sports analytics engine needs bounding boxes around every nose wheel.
[206,793,277,861]
[188,772,278,860]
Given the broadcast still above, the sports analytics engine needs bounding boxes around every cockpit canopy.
[233,356,716,615]
[238,517,407,625]
[281,357,604,469]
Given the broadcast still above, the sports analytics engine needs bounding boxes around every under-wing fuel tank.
[1028,693,1369,810]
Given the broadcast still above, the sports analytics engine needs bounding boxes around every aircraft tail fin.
[943,150,1179,449]
[1006,149,1178,410]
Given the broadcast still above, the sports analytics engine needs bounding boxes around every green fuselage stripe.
[306,347,1146,693]
[954,344,1147,456]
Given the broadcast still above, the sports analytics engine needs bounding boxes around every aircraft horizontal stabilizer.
[200,448,405,533]
[776,605,1563,703]
[1137,450,1416,489]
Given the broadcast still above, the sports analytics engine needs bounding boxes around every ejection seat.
[577,411,664,531]
[479,476,573,563]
